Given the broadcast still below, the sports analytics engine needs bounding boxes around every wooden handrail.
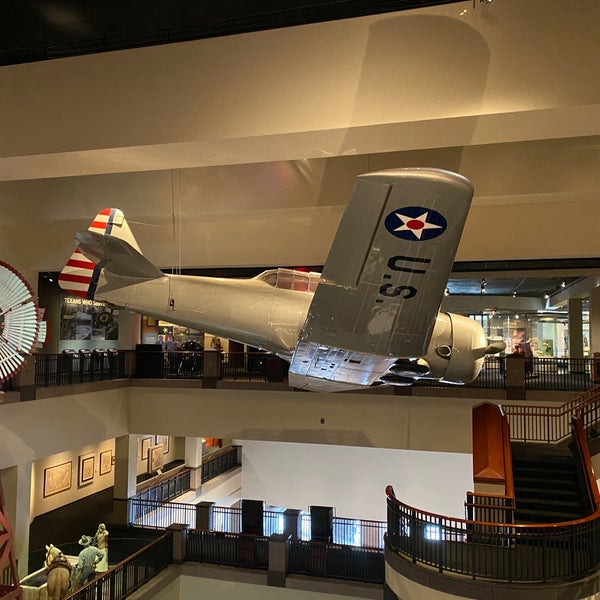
[572,417,600,510]
[502,384,600,443]
[387,484,600,530]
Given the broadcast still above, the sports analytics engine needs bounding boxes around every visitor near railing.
[65,530,173,600]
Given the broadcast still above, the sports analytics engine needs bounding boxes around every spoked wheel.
[0,261,40,382]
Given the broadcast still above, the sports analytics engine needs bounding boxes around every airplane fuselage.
[97,272,313,359]
[95,270,488,391]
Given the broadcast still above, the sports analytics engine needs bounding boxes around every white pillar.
[113,434,138,499]
[117,309,141,350]
[185,437,203,490]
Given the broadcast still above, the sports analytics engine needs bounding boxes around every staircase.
[511,442,590,524]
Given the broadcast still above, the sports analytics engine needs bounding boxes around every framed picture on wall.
[140,436,153,460]
[99,450,112,475]
[43,462,72,498]
[148,444,164,472]
[78,454,95,486]
[155,435,169,454]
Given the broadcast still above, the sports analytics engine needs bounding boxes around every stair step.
[514,507,585,522]
[513,487,580,500]
[509,441,589,526]
[513,463,576,474]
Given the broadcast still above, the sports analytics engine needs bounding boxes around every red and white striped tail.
[58,248,96,299]
[59,208,139,299]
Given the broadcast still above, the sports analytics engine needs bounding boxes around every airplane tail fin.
[59,208,163,299]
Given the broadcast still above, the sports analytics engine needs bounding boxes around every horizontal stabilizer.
[74,231,164,280]
[59,207,163,299]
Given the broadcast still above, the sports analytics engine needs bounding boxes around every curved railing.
[386,485,600,583]
[387,386,600,583]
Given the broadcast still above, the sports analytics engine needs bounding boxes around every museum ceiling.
[1,0,461,66]
[1,0,599,310]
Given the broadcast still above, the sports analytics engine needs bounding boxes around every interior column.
[113,434,138,524]
[185,437,203,490]
[568,298,584,358]
[590,287,600,356]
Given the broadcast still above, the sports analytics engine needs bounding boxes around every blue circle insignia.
[384,206,447,241]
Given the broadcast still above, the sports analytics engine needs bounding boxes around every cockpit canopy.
[256,268,321,292]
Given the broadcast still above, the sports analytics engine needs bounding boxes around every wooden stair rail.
[501,384,600,443]
[571,416,600,513]
[467,403,515,523]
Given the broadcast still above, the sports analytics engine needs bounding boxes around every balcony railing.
[201,446,241,483]
[35,350,126,386]
[31,351,598,393]
[386,484,600,583]
[64,530,173,600]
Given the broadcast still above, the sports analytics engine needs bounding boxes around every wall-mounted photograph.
[140,436,153,460]
[99,450,112,475]
[149,444,164,472]
[78,454,95,486]
[43,462,72,498]
[155,435,170,454]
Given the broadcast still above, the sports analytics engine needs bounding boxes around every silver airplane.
[58,168,504,392]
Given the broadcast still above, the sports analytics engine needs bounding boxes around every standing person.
[75,535,103,587]
[165,333,178,373]
[94,523,109,573]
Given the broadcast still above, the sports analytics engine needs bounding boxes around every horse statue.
[45,544,72,600]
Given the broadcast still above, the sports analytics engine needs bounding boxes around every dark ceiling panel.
[1,0,461,66]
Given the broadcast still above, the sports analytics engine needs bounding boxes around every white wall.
[236,440,471,522]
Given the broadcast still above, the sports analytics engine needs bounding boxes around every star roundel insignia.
[384,206,447,241]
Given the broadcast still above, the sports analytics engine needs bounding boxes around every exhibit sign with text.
[60,295,119,341]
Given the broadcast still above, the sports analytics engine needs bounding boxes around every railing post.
[202,350,221,388]
[267,533,290,587]
[506,355,526,400]
[195,502,214,530]
[167,523,188,564]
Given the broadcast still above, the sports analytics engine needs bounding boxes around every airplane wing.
[289,168,473,389]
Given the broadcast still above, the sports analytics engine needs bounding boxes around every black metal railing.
[35,350,126,387]
[202,446,241,483]
[186,529,269,570]
[129,469,193,527]
[65,531,173,600]
[135,469,191,504]
[31,351,597,393]
[386,485,600,583]
[221,352,269,382]
[288,540,384,583]
[526,357,593,391]
[129,498,197,529]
